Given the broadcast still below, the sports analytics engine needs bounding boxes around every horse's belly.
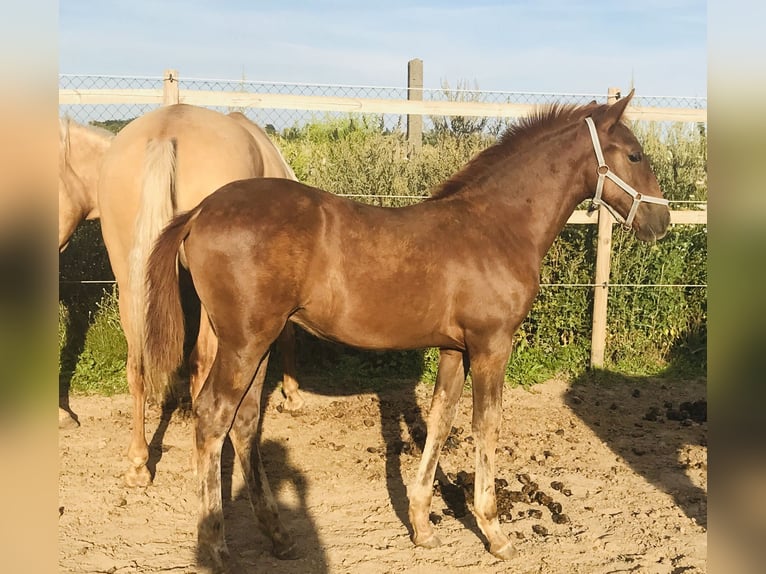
[291,305,461,352]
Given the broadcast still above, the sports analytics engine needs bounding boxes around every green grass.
[59,287,127,396]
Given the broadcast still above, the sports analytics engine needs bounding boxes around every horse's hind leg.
[190,307,218,403]
[408,348,467,548]
[124,351,152,487]
[276,322,304,412]
[194,339,271,570]
[118,286,152,487]
[229,351,298,560]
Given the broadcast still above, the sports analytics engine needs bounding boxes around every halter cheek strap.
[584,117,668,230]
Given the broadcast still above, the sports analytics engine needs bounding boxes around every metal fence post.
[589,87,621,368]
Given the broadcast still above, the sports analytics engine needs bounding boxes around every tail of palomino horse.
[126,138,177,400]
[143,206,202,400]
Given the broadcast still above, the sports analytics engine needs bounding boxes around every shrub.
[59,286,127,395]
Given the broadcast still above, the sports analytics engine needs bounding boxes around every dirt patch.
[58,376,706,573]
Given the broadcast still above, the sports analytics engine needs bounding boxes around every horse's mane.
[429,101,602,200]
[59,118,72,163]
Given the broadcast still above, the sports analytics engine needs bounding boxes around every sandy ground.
[58,375,706,573]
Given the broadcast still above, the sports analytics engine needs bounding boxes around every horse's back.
[100,104,262,208]
[227,112,297,180]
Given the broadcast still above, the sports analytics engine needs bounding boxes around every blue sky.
[59,0,706,96]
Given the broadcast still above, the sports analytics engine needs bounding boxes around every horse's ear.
[602,88,634,131]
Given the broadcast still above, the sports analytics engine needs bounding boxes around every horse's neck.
[473,128,593,260]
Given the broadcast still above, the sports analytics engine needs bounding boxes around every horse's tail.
[126,138,177,401]
[143,206,202,401]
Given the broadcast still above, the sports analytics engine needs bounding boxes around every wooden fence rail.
[59,66,707,369]
[59,89,708,123]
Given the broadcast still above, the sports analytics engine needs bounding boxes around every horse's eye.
[628,152,643,163]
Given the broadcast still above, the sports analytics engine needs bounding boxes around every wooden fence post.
[589,87,621,369]
[162,69,179,105]
[406,58,423,154]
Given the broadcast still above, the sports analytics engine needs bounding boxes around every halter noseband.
[584,116,668,230]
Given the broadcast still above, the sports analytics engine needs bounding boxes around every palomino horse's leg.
[228,351,298,559]
[469,344,516,560]
[276,322,304,412]
[124,352,152,487]
[408,348,467,548]
[193,331,278,570]
[118,288,152,487]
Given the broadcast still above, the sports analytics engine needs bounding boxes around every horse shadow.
[214,438,328,574]
[564,349,707,527]
[277,334,487,550]
[144,326,487,571]
[139,361,327,572]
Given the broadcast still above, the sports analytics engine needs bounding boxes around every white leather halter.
[585,116,668,229]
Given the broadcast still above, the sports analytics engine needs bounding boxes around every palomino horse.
[58,117,113,251]
[96,104,304,488]
[143,91,670,565]
[58,118,113,429]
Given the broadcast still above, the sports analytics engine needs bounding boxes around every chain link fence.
[59,73,707,134]
[59,75,162,128]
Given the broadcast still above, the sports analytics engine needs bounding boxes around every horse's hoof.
[489,540,517,560]
[197,543,232,573]
[273,539,300,560]
[124,465,152,488]
[413,532,442,549]
[281,392,305,413]
[58,409,80,430]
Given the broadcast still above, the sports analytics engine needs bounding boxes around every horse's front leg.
[470,345,516,560]
[408,348,467,548]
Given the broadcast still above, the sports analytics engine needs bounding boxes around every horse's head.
[586,89,670,242]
